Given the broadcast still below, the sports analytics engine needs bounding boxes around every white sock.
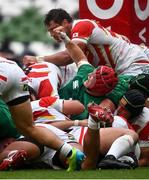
[59,143,72,158]
[106,135,134,159]
[88,115,100,130]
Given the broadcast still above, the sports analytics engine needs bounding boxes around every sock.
[106,135,134,159]
[88,115,100,130]
[59,143,73,158]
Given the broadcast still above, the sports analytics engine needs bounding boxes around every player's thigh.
[99,128,131,155]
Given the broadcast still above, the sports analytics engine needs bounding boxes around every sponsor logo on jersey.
[73,80,79,89]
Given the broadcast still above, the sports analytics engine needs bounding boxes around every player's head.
[129,73,149,97]
[84,66,118,96]
[44,8,72,38]
[44,8,72,26]
[117,89,145,120]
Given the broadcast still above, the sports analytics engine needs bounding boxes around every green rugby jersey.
[0,98,20,139]
[59,64,132,120]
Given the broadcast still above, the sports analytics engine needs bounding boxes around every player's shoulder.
[72,19,97,30]
[71,19,98,39]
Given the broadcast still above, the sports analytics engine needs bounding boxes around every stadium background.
[0,0,79,64]
[0,0,148,64]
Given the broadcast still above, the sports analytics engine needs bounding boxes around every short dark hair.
[44,8,73,26]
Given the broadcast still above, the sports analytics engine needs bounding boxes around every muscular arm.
[42,50,73,66]
[44,40,87,66]
[23,39,87,67]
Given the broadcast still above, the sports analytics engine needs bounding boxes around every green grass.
[0,167,149,179]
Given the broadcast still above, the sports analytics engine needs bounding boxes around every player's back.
[71,19,148,75]
[27,62,62,98]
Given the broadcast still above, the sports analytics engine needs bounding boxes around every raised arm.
[52,31,88,67]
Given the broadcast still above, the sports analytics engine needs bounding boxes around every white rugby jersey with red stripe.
[0,57,29,103]
[31,97,66,124]
[71,19,149,75]
[27,62,62,98]
[113,109,149,148]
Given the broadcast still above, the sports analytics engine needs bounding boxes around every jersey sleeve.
[77,64,94,80]
[106,75,132,106]
[71,21,95,43]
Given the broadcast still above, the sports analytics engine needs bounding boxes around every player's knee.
[124,130,139,144]
[122,134,137,147]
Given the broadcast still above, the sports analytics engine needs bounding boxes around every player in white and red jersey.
[0,56,86,172]
[23,8,149,77]
[113,88,149,166]
[26,61,78,97]
[25,62,62,98]
[25,62,84,116]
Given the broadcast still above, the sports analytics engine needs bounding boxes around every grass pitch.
[0,167,149,179]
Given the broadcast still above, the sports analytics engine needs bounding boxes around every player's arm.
[23,50,73,67]
[38,96,85,115]
[23,42,86,67]
[52,31,88,66]
[50,119,88,130]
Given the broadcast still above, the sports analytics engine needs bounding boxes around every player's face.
[47,20,61,41]
[47,20,70,42]
[84,72,96,89]
[84,72,107,96]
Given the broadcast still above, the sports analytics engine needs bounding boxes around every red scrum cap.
[87,66,118,95]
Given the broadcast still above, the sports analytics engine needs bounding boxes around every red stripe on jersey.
[0,75,7,82]
[30,64,48,69]
[133,122,149,141]
[39,96,57,108]
[21,77,28,82]
[27,72,49,78]
[108,30,117,37]
[38,79,53,98]
[104,45,115,68]
[33,110,51,120]
[134,60,149,64]
[79,127,84,145]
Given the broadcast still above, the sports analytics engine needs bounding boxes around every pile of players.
[0,8,149,171]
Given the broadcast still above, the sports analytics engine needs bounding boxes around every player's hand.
[52,26,65,42]
[23,55,37,67]
[88,103,114,127]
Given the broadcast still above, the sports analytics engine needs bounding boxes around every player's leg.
[98,128,139,169]
[9,100,84,171]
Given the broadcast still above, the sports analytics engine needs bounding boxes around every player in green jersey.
[55,31,132,120]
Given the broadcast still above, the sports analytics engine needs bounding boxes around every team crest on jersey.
[72,33,79,38]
